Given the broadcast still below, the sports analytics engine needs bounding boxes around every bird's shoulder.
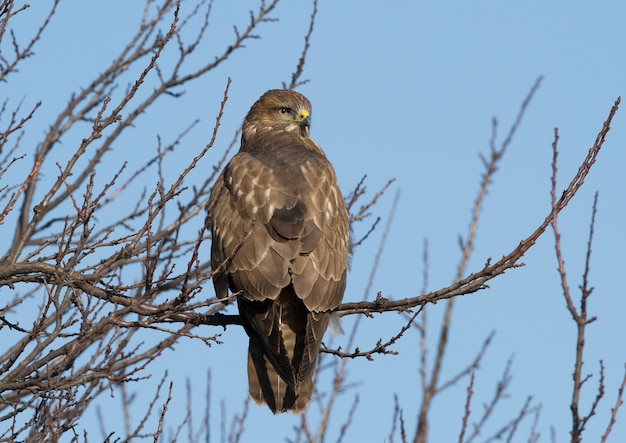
[243,127,325,161]
[223,130,334,193]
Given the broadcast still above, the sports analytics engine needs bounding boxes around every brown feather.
[207,89,349,413]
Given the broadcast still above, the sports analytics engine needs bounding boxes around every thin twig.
[458,372,475,443]
[600,364,626,443]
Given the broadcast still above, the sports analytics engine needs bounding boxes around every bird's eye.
[279,107,290,115]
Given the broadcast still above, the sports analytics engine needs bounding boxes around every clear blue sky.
[4,1,626,441]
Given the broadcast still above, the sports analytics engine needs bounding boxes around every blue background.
[3,1,626,441]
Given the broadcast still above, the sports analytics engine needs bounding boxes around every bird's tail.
[246,332,315,414]
[239,285,330,414]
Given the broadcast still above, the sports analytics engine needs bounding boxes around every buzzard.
[208,89,350,413]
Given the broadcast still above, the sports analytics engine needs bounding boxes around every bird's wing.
[209,133,349,311]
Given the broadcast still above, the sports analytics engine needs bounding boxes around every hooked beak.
[298,109,311,128]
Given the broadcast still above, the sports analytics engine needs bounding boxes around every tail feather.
[247,333,314,413]
[239,286,327,414]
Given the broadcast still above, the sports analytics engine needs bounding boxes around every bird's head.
[243,89,313,138]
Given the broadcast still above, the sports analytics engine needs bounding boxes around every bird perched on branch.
[208,89,350,413]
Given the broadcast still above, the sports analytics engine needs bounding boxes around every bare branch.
[335,96,619,318]
[321,307,423,360]
[282,0,318,90]
[600,365,626,443]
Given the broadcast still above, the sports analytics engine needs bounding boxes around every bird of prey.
[208,89,350,413]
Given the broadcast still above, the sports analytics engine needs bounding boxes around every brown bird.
[208,89,350,413]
